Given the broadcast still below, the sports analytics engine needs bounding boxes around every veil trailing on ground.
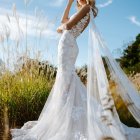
[87,8,140,139]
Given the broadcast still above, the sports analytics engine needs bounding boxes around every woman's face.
[77,0,87,6]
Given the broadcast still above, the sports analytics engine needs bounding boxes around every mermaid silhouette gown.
[11,10,140,140]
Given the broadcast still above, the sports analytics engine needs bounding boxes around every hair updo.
[77,0,98,18]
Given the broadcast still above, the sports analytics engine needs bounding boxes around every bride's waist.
[62,30,77,40]
[59,30,77,46]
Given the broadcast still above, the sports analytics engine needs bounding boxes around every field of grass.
[0,64,55,139]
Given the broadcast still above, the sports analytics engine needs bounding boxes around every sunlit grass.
[0,65,55,127]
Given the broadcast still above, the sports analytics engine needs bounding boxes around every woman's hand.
[57,28,63,34]
[57,24,64,33]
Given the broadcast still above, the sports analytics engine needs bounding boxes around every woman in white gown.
[11,0,140,140]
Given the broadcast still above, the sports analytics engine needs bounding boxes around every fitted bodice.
[67,12,90,39]
[57,11,90,73]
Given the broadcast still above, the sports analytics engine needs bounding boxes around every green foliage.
[0,66,55,128]
[120,34,140,74]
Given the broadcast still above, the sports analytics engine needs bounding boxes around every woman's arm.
[57,0,73,33]
[57,3,90,33]
[61,0,74,23]
[63,4,90,30]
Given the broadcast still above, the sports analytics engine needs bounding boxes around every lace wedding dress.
[11,8,140,140]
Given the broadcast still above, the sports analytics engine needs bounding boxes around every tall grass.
[0,2,57,139]
[0,68,54,126]
[0,61,56,140]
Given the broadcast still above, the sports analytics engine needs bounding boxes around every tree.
[120,34,140,74]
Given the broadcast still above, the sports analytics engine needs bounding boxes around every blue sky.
[0,0,140,68]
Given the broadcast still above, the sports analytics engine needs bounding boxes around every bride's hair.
[77,0,98,18]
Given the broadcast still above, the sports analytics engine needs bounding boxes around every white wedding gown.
[11,10,140,140]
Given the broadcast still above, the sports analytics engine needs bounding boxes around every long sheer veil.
[87,7,140,139]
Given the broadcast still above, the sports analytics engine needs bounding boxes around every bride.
[11,0,140,140]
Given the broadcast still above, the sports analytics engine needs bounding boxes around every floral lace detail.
[11,121,38,140]
[72,131,87,140]
[22,121,38,130]
[57,30,79,72]
[69,12,90,39]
